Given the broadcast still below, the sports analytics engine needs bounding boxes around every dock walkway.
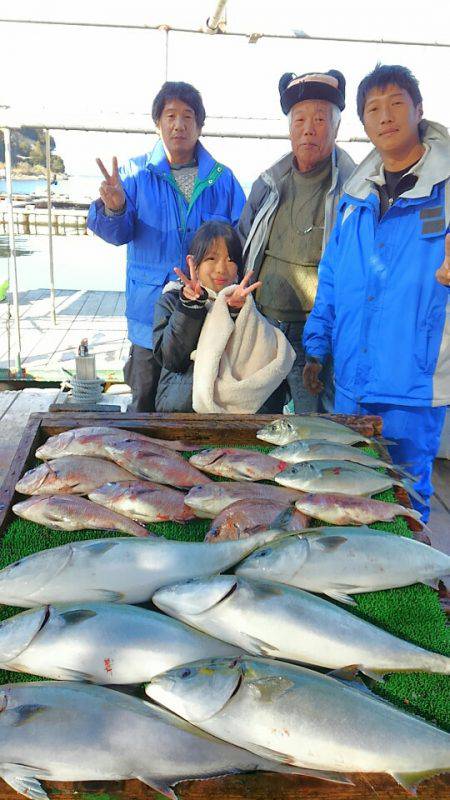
[0,288,128,381]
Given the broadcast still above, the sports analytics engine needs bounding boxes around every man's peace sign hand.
[175,257,204,301]
[226,272,262,309]
[96,157,126,212]
[436,233,450,286]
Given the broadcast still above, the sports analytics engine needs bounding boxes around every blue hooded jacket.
[87,140,245,348]
[303,120,450,408]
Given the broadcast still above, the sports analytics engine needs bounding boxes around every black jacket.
[153,286,208,412]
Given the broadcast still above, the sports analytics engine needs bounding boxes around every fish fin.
[271,763,353,784]
[59,609,97,625]
[85,540,119,555]
[389,769,450,794]
[390,464,417,481]
[397,480,425,505]
[241,633,280,657]
[314,535,348,551]
[328,666,382,689]
[377,437,396,446]
[241,742,352,784]
[93,589,124,602]
[271,504,297,531]
[53,666,95,681]
[11,704,49,727]
[135,775,178,799]
[0,766,50,800]
[324,590,357,606]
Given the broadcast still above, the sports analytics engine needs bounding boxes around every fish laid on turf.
[15,457,136,496]
[275,459,420,500]
[236,526,450,604]
[184,482,305,518]
[146,656,450,793]
[0,529,292,608]
[205,499,307,542]
[12,495,150,537]
[153,575,450,676]
[189,448,288,481]
[104,441,212,488]
[88,480,196,523]
[270,439,412,476]
[0,602,241,683]
[0,682,328,800]
[35,426,201,460]
[294,492,424,527]
[257,416,372,446]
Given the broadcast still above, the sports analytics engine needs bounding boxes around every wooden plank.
[0,391,19,420]
[0,413,42,532]
[96,290,121,318]
[0,771,447,800]
[115,292,126,316]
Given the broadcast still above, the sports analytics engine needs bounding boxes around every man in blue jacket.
[87,81,245,411]
[303,64,450,521]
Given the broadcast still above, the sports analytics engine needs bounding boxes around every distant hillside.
[0,127,65,176]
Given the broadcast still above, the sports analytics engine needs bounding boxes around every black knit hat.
[279,70,346,114]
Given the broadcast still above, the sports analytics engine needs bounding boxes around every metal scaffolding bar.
[0,16,448,47]
[44,129,57,325]
[2,127,22,374]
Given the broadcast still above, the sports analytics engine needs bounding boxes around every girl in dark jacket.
[152,221,260,412]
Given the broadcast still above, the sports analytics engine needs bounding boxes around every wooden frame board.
[0,411,448,800]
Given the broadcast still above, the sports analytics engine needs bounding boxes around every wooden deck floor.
[0,288,129,381]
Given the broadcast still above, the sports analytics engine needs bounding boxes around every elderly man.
[303,64,450,521]
[87,81,245,412]
[238,70,355,413]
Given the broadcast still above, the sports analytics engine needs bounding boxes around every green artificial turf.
[0,442,449,732]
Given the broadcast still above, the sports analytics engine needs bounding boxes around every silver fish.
[236,526,450,604]
[153,575,450,677]
[0,602,240,683]
[257,416,372,446]
[146,656,450,793]
[189,448,287,481]
[0,681,323,800]
[184,482,305,519]
[13,494,150,537]
[0,529,293,608]
[88,480,196,523]
[275,460,417,498]
[35,426,201,460]
[15,457,137,496]
[270,439,412,476]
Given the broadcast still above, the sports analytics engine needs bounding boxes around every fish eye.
[180,668,191,678]
[258,548,271,558]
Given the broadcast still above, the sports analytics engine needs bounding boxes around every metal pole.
[44,128,57,325]
[165,28,169,80]
[205,0,227,33]
[3,127,22,374]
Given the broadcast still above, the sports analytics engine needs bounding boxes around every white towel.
[192,284,295,413]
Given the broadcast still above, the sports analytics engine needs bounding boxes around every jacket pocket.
[126,266,165,325]
[415,308,446,375]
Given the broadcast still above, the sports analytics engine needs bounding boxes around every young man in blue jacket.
[303,64,450,521]
[87,81,245,411]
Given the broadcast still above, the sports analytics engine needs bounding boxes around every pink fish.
[184,482,306,518]
[104,442,212,489]
[15,457,136,496]
[295,492,424,527]
[13,494,151,537]
[89,481,196,524]
[36,426,201,461]
[189,448,288,481]
[205,499,308,542]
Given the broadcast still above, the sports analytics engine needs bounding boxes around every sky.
[0,0,449,190]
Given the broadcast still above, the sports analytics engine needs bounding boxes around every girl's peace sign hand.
[226,272,262,309]
[175,257,204,301]
[96,157,126,212]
